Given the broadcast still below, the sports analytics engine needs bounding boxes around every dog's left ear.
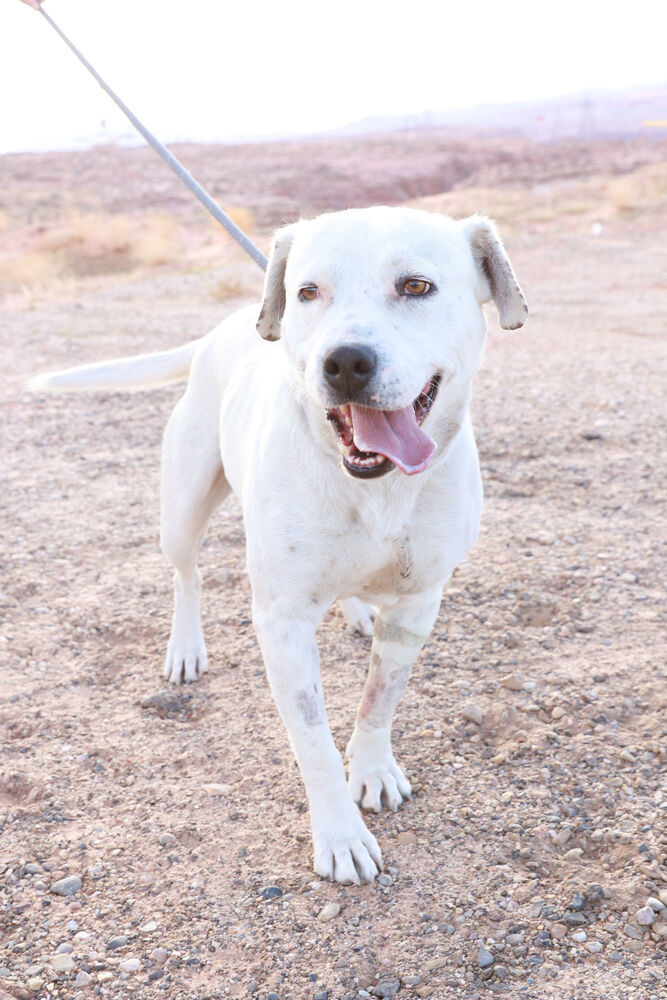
[256,224,297,341]
[463,215,528,330]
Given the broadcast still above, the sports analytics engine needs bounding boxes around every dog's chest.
[360,533,416,596]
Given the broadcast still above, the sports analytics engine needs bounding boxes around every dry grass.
[607,161,667,211]
[35,212,180,275]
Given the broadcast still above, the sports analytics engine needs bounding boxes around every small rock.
[551,828,571,847]
[586,941,603,954]
[635,906,655,926]
[564,912,586,926]
[50,874,82,896]
[97,971,113,983]
[477,948,494,969]
[25,863,43,875]
[66,919,78,931]
[500,673,524,691]
[550,923,567,940]
[506,933,524,946]
[584,884,603,904]
[201,783,231,796]
[148,968,164,981]
[461,705,483,725]
[140,691,183,716]
[107,935,128,949]
[550,705,566,720]
[119,958,141,973]
[569,893,586,911]
[56,942,74,953]
[318,902,341,922]
[397,831,417,845]
[26,979,43,994]
[158,833,176,847]
[49,953,74,972]
[571,931,587,943]
[260,886,283,900]
[564,848,584,861]
[377,873,393,887]
[494,965,508,980]
[372,977,400,998]
[150,947,168,965]
[647,897,665,912]
[75,971,93,987]
[623,923,644,940]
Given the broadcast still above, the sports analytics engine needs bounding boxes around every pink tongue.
[350,403,437,475]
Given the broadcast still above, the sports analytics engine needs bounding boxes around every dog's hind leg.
[160,388,229,684]
[346,587,442,812]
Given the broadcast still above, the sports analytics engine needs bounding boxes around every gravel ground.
[1,178,666,1000]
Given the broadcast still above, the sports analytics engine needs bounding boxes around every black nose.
[323,344,377,399]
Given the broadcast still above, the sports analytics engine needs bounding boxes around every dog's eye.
[299,285,319,302]
[402,279,432,296]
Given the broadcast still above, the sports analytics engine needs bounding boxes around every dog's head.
[256,207,526,479]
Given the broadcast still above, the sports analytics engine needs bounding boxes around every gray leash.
[34,5,268,272]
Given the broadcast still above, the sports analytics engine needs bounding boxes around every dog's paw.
[349,760,412,813]
[339,597,375,637]
[346,728,411,812]
[312,813,383,885]
[164,633,208,684]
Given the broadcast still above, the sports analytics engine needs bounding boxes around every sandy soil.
[1,138,666,1000]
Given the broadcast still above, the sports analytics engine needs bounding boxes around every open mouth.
[326,373,441,479]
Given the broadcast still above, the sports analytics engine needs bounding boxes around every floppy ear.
[463,215,528,330]
[256,224,297,341]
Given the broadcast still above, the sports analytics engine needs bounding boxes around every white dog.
[31,206,527,884]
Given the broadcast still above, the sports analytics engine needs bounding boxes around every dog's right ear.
[256,224,297,341]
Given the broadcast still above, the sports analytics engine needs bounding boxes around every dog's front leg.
[346,587,442,812]
[253,608,383,885]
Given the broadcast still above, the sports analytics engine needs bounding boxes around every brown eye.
[403,279,432,296]
[299,285,319,302]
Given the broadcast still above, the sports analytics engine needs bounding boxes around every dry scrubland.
[1,133,666,1000]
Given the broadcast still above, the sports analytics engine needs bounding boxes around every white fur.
[31,206,526,884]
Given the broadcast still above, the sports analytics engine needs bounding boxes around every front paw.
[346,728,412,812]
[312,807,383,885]
[164,630,208,684]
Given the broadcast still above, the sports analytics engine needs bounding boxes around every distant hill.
[330,83,667,141]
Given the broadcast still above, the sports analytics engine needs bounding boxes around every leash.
[31,5,268,271]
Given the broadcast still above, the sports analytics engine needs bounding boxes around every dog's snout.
[323,344,377,399]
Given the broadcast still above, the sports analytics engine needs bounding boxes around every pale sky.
[2,0,666,154]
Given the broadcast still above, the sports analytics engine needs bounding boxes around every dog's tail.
[28,340,199,393]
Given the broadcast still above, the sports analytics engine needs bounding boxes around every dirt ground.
[1,137,666,1000]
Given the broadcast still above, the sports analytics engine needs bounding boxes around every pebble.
[158,833,176,847]
[550,923,567,940]
[377,873,393,887]
[318,902,341,922]
[500,673,524,691]
[66,920,78,931]
[75,971,93,987]
[26,966,43,977]
[50,874,82,896]
[586,941,603,954]
[477,948,494,969]
[571,931,587,943]
[201,783,231,796]
[56,942,74,954]
[568,893,586,911]
[635,905,655,926]
[150,947,168,965]
[139,920,158,932]
[397,831,417,845]
[564,848,584,861]
[107,935,128,949]
[97,971,113,983]
[550,706,566,720]
[119,959,141,973]
[372,978,400,998]
[49,953,74,972]
[461,705,483,725]
[260,886,283,900]
[25,863,43,875]
[27,979,43,993]
[551,829,571,847]
[148,969,164,981]
[623,923,643,940]
[647,897,665,912]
